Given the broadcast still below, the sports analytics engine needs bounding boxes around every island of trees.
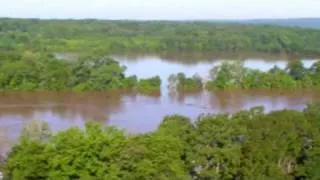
[1,51,320,92]
[170,60,320,91]
[0,53,161,92]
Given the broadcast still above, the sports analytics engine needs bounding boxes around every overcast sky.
[1,0,320,20]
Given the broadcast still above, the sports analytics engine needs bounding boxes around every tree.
[286,60,307,80]
[207,61,245,89]
[168,73,203,91]
[190,114,244,179]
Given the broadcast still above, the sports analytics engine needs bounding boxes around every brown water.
[0,54,319,154]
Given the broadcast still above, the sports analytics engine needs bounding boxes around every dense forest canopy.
[3,104,320,179]
[211,18,320,29]
[1,18,320,55]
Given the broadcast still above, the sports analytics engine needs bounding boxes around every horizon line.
[1,16,320,21]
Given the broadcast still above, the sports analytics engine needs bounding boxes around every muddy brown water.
[0,54,319,154]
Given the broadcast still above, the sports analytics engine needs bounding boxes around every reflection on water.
[0,90,319,152]
[1,54,320,154]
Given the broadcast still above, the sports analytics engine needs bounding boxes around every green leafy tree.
[286,60,307,80]
[168,73,202,91]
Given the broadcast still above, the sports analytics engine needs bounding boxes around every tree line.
[169,60,320,90]
[1,51,320,92]
[0,52,160,92]
[2,104,320,179]
[1,18,320,55]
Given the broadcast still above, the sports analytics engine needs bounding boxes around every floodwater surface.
[112,54,317,91]
[0,54,319,154]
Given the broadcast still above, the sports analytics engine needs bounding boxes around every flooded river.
[0,54,319,153]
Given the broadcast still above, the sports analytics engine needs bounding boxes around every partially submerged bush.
[168,72,203,91]
[137,76,161,93]
[20,120,52,141]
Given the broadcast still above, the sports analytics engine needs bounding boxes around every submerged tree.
[206,61,245,89]
[137,76,161,93]
[168,73,203,91]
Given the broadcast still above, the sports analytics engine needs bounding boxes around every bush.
[168,73,202,91]
[137,76,161,93]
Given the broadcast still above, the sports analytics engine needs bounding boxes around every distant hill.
[212,18,320,29]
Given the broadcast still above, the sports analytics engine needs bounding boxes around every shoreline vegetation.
[1,104,320,179]
[0,51,319,92]
[0,53,161,93]
[171,60,320,91]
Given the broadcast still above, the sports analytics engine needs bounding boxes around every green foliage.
[117,133,189,180]
[0,54,140,91]
[158,115,196,170]
[1,18,320,54]
[207,61,245,89]
[240,110,312,179]
[6,140,48,179]
[190,114,243,179]
[168,73,203,91]
[123,75,138,89]
[206,60,320,90]
[137,76,161,93]
[6,122,189,179]
[0,50,319,92]
[5,104,320,179]
[286,60,308,80]
[1,18,320,92]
